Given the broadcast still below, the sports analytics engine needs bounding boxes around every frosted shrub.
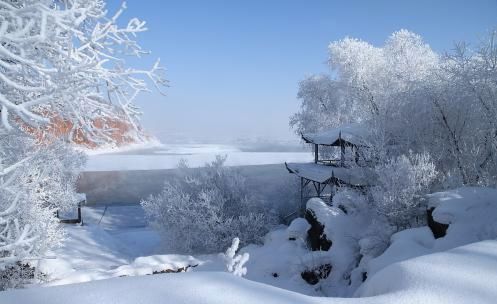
[0,132,85,289]
[142,156,277,254]
[220,238,249,277]
[371,152,437,230]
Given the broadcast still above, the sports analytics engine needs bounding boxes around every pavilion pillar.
[314,144,318,164]
[300,177,304,213]
[330,184,336,205]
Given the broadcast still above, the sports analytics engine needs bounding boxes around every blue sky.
[110,0,497,143]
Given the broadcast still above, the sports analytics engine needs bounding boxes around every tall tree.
[0,0,165,277]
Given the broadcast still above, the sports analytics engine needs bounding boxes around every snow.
[0,272,332,304]
[306,197,372,296]
[366,187,497,279]
[240,228,321,295]
[3,187,497,303]
[286,162,375,186]
[36,208,322,296]
[85,149,311,171]
[112,255,202,277]
[428,186,497,225]
[287,218,311,240]
[357,240,497,304]
[365,227,434,278]
[3,240,497,304]
[302,123,370,146]
[37,205,164,286]
[304,187,497,297]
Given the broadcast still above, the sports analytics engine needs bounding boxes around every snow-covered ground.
[3,240,497,304]
[37,206,163,286]
[3,186,497,303]
[35,205,318,295]
[84,144,311,171]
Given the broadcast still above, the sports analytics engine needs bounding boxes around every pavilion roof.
[302,123,370,147]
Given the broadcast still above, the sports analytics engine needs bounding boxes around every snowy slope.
[2,240,497,304]
[357,240,497,304]
[366,187,497,278]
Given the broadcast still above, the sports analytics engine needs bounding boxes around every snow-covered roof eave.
[301,123,371,147]
[285,162,375,186]
[285,162,333,183]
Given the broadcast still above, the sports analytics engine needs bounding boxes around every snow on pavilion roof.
[285,162,375,186]
[302,123,370,146]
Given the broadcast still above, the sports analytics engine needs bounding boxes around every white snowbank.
[3,240,497,304]
[113,255,202,277]
[367,187,497,278]
[428,187,497,249]
[287,218,311,240]
[357,240,497,304]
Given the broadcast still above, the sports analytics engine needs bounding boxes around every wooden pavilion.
[285,123,375,216]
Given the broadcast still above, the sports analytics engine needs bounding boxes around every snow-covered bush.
[142,156,277,254]
[0,262,41,291]
[371,152,437,230]
[220,238,249,277]
[0,131,85,289]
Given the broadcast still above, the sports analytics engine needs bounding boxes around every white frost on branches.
[220,238,249,277]
[0,131,85,272]
[141,156,277,254]
[0,0,166,144]
[291,29,497,186]
[290,29,497,273]
[1,0,162,280]
[371,152,437,229]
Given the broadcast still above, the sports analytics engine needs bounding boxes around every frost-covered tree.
[289,28,497,295]
[0,0,166,144]
[292,29,497,187]
[371,152,437,230]
[141,156,277,254]
[0,131,84,273]
[430,30,497,185]
[0,0,163,287]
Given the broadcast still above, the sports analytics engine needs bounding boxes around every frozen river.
[79,144,311,204]
[84,144,311,172]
